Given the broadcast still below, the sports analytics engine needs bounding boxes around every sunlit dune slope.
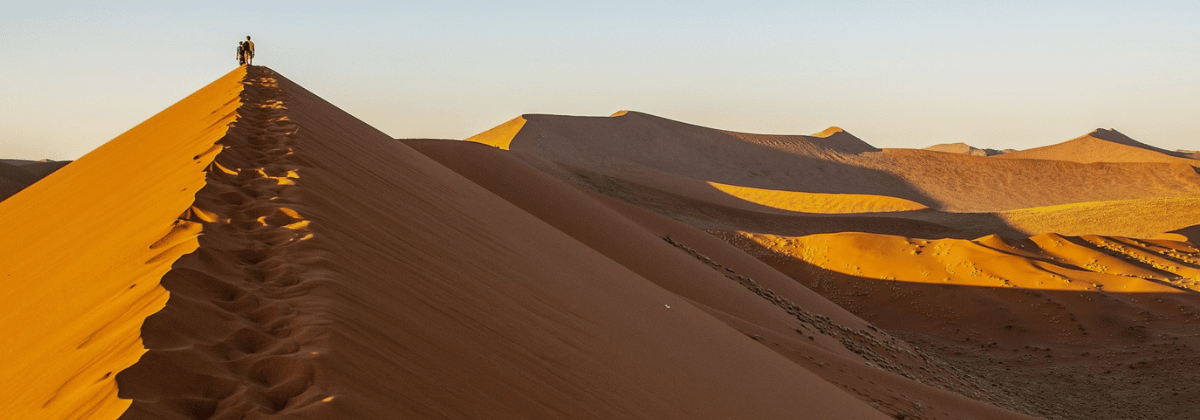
[0,67,244,419]
[467,112,1200,213]
[995,195,1200,238]
[743,231,1199,294]
[706,181,928,213]
[406,139,1036,420]
[998,128,1198,165]
[107,66,918,419]
[883,195,1200,239]
[722,228,1200,419]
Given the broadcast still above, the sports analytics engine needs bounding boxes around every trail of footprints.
[122,70,328,419]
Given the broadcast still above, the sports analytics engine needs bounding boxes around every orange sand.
[0,67,244,418]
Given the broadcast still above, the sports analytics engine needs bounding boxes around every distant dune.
[922,142,1010,156]
[0,160,70,201]
[998,128,1198,165]
[467,110,1200,215]
[467,110,1200,419]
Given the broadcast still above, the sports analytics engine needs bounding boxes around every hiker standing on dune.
[237,36,255,66]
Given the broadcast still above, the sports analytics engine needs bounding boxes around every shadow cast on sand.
[722,236,1200,420]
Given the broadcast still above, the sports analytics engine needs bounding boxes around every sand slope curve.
[104,67,907,419]
[0,67,244,419]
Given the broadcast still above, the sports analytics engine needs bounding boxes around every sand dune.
[922,142,1010,156]
[7,63,1195,419]
[0,67,244,419]
[407,139,1035,419]
[723,229,1200,419]
[468,112,1200,215]
[4,66,1041,419]
[465,110,1200,419]
[706,181,929,214]
[998,128,1198,165]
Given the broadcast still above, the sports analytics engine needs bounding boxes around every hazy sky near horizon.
[2,1,1197,160]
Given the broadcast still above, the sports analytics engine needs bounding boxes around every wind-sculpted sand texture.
[0,67,244,419]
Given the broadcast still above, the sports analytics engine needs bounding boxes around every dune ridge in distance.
[466,111,1200,419]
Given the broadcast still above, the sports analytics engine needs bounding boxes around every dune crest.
[468,112,1200,215]
[998,128,1197,164]
[463,115,526,150]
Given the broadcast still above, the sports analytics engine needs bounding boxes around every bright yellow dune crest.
[464,116,526,150]
[708,181,928,214]
[0,67,244,419]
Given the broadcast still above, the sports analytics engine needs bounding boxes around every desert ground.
[2,66,1196,419]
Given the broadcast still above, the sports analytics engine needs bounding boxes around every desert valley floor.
[2,66,1198,419]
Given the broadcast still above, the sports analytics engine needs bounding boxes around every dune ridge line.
[116,67,330,419]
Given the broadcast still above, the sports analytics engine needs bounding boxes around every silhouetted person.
[237,36,255,66]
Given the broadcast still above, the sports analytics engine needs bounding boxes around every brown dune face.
[465,112,1200,419]
[407,139,1037,420]
[998,128,1198,165]
[468,112,1200,215]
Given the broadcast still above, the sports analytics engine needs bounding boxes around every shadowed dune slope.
[726,229,1200,419]
[108,67,910,419]
[467,112,1200,213]
[0,67,244,419]
[997,129,1198,165]
[406,139,1035,420]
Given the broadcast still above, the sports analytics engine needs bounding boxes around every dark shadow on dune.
[561,166,1030,239]
[721,234,1200,419]
[0,160,72,202]
[1089,129,1192,158]
[501,112,1028,239]
[508,112,939,203]
[1169,224,1200,246]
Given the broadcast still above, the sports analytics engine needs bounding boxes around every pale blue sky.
[2,1,1197,160]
